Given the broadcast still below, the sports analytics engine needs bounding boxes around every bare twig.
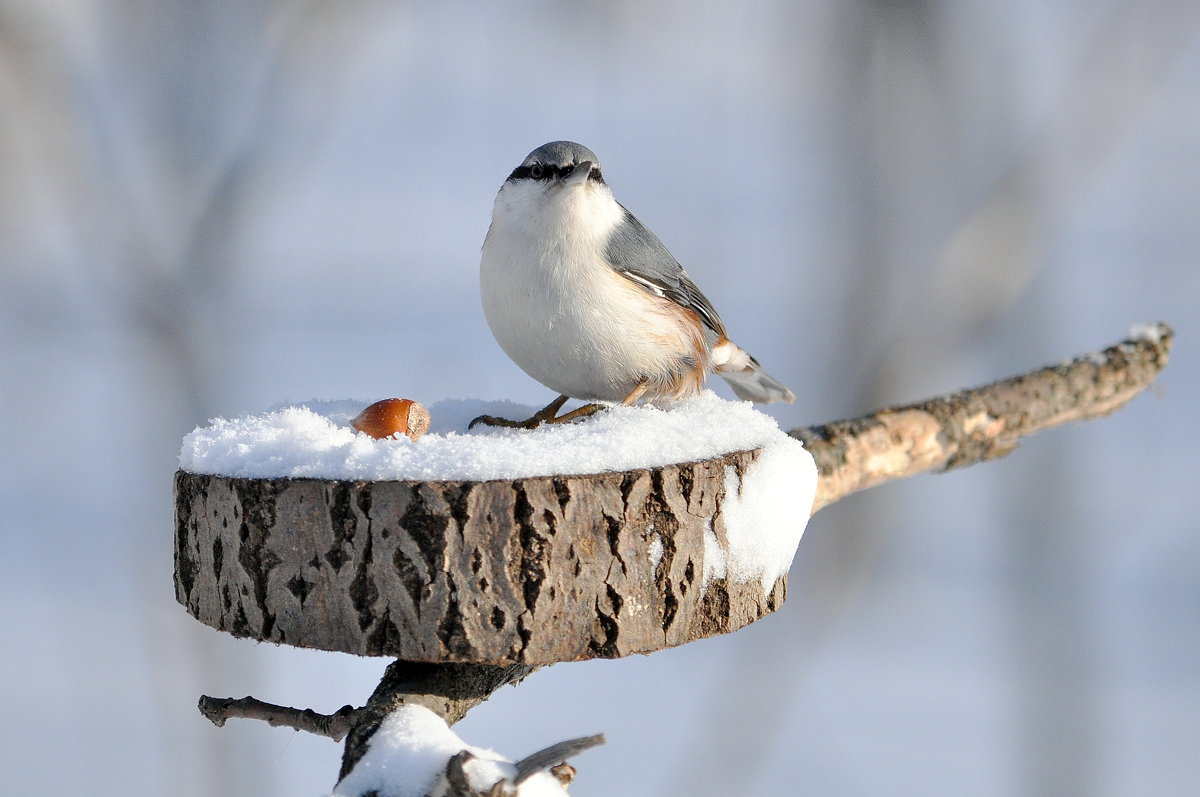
[793,323,1173,513]
[197,695,360,741]
[512,735,606,785]
[427,735,605,797]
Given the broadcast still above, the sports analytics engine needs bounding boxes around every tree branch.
[512,735,606,785]
[339,661,538,781]
[793,323,1173,514]
[193,322,1174,796]
[197,695,361,741]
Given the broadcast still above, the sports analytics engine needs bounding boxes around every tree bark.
[793,323,1172,512]
[175,448,785,666]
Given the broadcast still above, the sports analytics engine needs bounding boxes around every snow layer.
[1129,321,1168,344]
[179,392,818,591]
[722,441,818,592]
[180,391,800,482]
[330,703,566,797]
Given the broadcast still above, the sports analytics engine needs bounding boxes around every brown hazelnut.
[350,398,430,441]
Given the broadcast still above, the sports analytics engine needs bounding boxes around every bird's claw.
[468,397,606,430]
[468,414,541,430]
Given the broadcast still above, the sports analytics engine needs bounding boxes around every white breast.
[480,180,704,402]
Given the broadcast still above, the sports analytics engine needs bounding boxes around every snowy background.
[2,1,1197,795]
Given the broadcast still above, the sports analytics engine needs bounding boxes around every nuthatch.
[474,141,794,428]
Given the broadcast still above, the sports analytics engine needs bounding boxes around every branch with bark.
[794,323,1171,513]
[198,695,361,741]
[339,661,539,781]
[191,323,1172,793]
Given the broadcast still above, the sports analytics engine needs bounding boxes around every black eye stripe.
[506,164,605,184]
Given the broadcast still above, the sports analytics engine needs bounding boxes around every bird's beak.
[563,160,593,187]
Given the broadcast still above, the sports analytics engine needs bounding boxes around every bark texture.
[175,448,785,666]
[793,323,1172,513]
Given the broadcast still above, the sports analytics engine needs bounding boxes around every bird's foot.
[546,402,605,425]
[469,396,606,430]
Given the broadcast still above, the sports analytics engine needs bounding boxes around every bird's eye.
[529,163,545,180]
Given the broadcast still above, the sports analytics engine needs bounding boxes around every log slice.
[174,448,787,665]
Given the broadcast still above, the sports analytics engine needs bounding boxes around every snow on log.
[174,395,816,665]
[173,324,1171,667]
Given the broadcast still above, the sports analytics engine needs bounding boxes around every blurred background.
[1,1,1196,795]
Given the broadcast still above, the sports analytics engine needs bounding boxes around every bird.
[472,140,794,429]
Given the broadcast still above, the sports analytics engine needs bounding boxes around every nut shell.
[350,398,430,441]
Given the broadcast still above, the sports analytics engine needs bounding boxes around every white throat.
[487,178,625,253]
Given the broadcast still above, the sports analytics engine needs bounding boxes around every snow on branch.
[793,322,1173,513]
[330,704,603,797]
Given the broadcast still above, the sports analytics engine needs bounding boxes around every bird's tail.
[711,339,795,404]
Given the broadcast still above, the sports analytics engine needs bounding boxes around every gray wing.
[604,205,727,339]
